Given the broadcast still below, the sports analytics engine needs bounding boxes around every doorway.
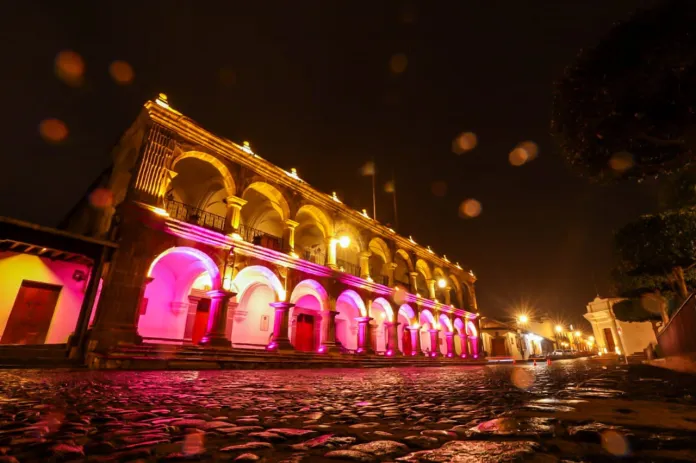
[191,298,210,344]
[491,337,508,356]
[295,313,315,351]
[603,328,615,353]
[1,281,62,345]
[402,329,412,354]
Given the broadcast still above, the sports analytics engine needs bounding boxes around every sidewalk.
[644,354,696,375]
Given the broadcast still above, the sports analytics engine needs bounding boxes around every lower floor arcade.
[135,246,481,358]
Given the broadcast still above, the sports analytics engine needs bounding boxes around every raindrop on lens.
[510,368,534,390]
[389,53,408,74]
[601,430,629,456]
[109,60,134,85]
[609,152,634,173]
[89,188,114,209]
[39,119,68,143]
[459,199,482,218]
[55,50,84,86]
[452,132,478,154]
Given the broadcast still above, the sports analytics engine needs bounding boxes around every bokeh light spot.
[384,181,395,193]
[39,119,68,143]
[361,161,376,176]
[459,199,482,218]
[510,368,534,390]
[109,60,134,85]
[431,181,447,197]
[393,286,408,305]
[609,152,634,173]
[89,188,114,209]
[55,50,84,86]
[452,132,478,154]
[389,53,408,74]
[601,430,629,456]
[509,141,538,166]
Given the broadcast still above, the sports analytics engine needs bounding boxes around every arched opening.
[439,313,453,356]
[167,156,234,232]
[466,320,479,358]
[369,297,393,353]
[295,205,331,265]
[415,259,431,298]
[454,318,465,355]
[335,290,365,352]
[289,279,328,352]
[230,265,284,349]
[335,225,362,277]
[461,283,473,311]
[368,238,391,285]
[393,250,412,291]
[140,247,221,344]
[449,275,464,308]
[433,268,448,303]
[240,182,289,250]
[397,304,415,354]
[419,309,436,355]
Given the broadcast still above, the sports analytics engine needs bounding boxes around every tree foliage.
[612,299,661,323]
[552,0,696,181]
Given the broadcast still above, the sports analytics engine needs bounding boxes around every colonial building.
[584,296,657,356]
[55,95,481,362]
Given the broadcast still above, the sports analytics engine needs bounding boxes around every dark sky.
[1,1,663,327]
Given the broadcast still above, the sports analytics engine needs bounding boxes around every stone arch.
[367,237,391,284]
[232,265,285,300]
[397,304,415,354]
[242,181,291,223]
[370,297,393,353]
[466,320,478,337]
[289,279,328,352]
[416,259,433,280]
[453,317,465,334]
[395,249,414,272]
[295,204,333,264]
[433,267,448,303]
[171,151,236,197]
[398,304,416,323]
[453,318,466,355]
[334,222,364,275]
[335,289,366,351]
[439,314,453,332]
[393,249,413,289]
[449,274,464,308]
[415,259,431,296]
[438,313,452,356]
[461,281,474,310]
[140,246,223,343]
[419,309,436,355]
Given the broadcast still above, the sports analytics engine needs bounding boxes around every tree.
[612,298,661,337]
[612,208,696,323]
[552,0,696,181]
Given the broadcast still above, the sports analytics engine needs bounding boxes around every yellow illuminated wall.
[0,251,90,344]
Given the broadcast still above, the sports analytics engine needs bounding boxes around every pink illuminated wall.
[231,283,276,348]
[453,318,465,355]
[0,251,90,344]
[419,309,436,354]
[335,290,363,351]
[369,298,392,353]
[396,304,413,354]
[438,314,452,355]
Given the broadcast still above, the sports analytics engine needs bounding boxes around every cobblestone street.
[1,361,696,462]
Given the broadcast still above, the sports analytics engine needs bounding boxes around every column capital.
[285,219,300,229]
[359,251,372,259]
[226,196,247,208]
[444,331,454,338]
[206,289,236,300]
[405,326,420,332]
[388,262,398,270]
[355,316,373,324]
[427,328,440,334]
[384,321,401,328]
[270,301,295,310]
[409,271,419,277]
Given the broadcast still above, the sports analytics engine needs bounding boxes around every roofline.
[0,217,118,248]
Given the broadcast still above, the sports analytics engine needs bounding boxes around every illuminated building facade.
[64,95,481,362]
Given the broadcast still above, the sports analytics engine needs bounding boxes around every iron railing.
[336,258,360,277]
[238,224,284,251]
[165,199,225,233]
[303,250,327,266]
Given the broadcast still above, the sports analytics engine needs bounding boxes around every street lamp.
[437,278,447,289]
[555,325,563,333]
[518,314,529,324]
[338,235,351,249]
[575,330,581,337]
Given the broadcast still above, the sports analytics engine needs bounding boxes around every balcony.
[238,224,284,252]
[165,199,225,233]
[303,250,326,266]
[336,258,360,277]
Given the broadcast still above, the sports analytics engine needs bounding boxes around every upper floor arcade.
[101,95,477,316]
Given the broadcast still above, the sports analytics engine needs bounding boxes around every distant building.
[584,296,657,356]
[480,317,554,359]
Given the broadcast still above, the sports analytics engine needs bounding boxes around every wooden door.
[296,314,315,351]
[1,281,61,345]
[491,337,507,357]
[603,328,615,353]
[192,298,210,344]
[402,329,412,354]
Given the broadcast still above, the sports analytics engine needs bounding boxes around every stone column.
[225,196,247,234]
[409,272,419,294]
[459,333,469,358]
[327,237,338,269]
[406,326,420,356]
[384,322,401,356]
[387,262,398,287]
[445,332,455,357]
[199,289,235,347]
[356,316,374,354]
[428,329,440,357]
[427,279,437,300]
[269,302,295,352]
[321,310,341,354]
[444,286,452,305]
[359,251,371,280]
[469,336,480,358]
[283,219,299,254]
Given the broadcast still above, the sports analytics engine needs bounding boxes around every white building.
[583,296,657,356]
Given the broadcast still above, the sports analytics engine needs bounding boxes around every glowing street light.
[437,278,447,289]
[518,314,529,324]
[338,235,351,249]
[575,330,581,337]
[555,325,563,333]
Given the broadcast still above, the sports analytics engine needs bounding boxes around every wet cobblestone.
[1,362,696,462]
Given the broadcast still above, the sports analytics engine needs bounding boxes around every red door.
[402,330,412,354]
[192,299,210,344]
[1,281,61,345]
[295,314,315,351]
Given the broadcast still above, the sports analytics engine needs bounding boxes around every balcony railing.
[165,199,226,233]
[238,224,284,252]
[336,258,360,277]
[303,250,327,266]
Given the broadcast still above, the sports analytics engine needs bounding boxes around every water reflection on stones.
[0,362,695,461]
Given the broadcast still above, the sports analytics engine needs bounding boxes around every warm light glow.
[331,192,341,203]
[338,235,351,249]
[555,325,563,333]
[575,331,581,337]
[362,209,369,218]
[427,246,434,254]
[518,314,529,324]
[456,262,462,269]
[241,141,253,154]
[589,336,595,342]
[443,255,449,262]
[289,251,299,258]
[437,278,447,289]
[230,232,243,241]
[286,168,301,180]
[409,235,416,244]
[153,207,169,217]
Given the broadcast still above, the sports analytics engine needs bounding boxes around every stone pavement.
[1,361,695,462]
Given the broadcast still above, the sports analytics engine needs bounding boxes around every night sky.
[1,1,664,326]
